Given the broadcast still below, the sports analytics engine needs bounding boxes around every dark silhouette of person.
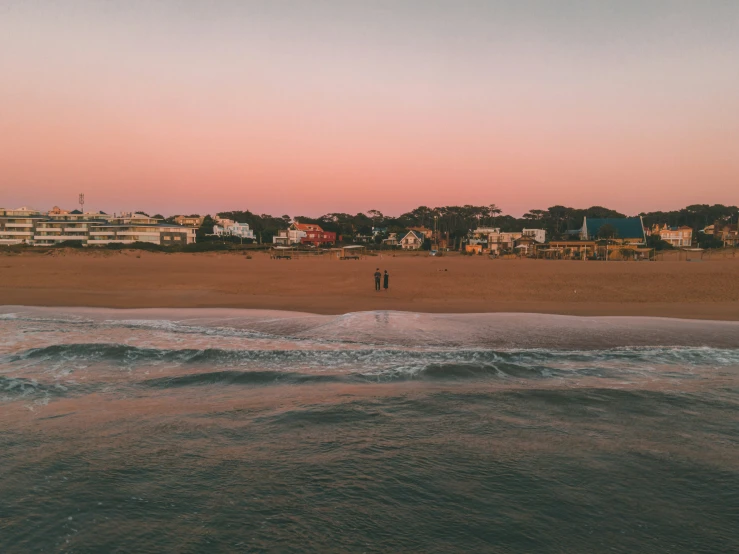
[374,268,381,291]
[383,270,389,291]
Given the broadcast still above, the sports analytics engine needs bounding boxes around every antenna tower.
[78,193,85,212]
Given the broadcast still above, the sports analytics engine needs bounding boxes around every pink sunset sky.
[1,0,738,217]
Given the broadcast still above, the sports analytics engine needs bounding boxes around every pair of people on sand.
[374,268,389,291]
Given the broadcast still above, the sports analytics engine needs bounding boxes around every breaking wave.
[7,342,739,367]
[2,307,738,402]
[3,343,739,393]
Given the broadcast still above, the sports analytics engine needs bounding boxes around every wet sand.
[1,249,738,319]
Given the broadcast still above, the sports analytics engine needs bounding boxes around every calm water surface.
[1,307,738,553]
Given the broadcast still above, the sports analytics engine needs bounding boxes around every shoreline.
[3,305,739,351]
[3,304,739,324]
[2,296,739,321]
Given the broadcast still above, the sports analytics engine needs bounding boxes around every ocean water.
[1,307,738,553]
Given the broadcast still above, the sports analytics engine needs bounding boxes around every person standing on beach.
[374,268,381,291]
[383,270,389,291]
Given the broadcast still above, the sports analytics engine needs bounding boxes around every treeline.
[187,203,738,245]
[638,204,738,231]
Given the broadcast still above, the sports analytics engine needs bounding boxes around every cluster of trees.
[641,204,738,250]
[167,203,738,247]
[639,204,738,232]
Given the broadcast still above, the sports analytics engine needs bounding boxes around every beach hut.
[336,245,365,260]
[270,246,295,259]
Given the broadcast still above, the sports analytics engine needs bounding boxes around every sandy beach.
[1,249,738,319]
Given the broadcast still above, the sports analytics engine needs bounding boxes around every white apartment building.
[0,207,46,245]
[487,230,522,253]
[212,218,255,240]
[87,214,196,246]
[522,229,546,243]
[33,211,112,246]
[0,208,196,247]
[467,227,496,245]
[272,228,307,245]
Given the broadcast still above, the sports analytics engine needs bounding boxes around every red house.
[292,222,336,246]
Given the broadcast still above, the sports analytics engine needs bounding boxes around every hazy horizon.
[2,0,738,217]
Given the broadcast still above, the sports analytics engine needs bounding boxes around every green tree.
[523,209,547,221]
[196,215,216,241]
[696,234,724,249]
[646,234,673,251]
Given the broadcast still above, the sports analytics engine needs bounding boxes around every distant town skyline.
[2,1,738,217]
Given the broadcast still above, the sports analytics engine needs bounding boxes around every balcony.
[116,231,160,237]
[34,235,88,241]
[88,239,134,245]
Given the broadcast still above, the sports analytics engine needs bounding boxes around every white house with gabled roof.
[399,230,425,250]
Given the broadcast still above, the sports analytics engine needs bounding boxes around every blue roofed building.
[580,217,646,244]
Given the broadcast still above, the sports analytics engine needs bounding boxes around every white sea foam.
[1,305,739,350]
[0,306,737,400]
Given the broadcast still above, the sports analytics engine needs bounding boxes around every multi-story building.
[487,231,523,253]
[0,207,46,245]
[468,227,498,247]
[654,225,692,247]
[710,222,739,248]
[465,228,544,254]
[33,210,112,246]
[298,223,336,246]
[87,213,196,246]
[174,215,204,227]
[382,232,399,246]
[1,207,197,247]
[272,222,335,246]
[522,228,546,243]
[212,218,255,240]
[272,230,293,246]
